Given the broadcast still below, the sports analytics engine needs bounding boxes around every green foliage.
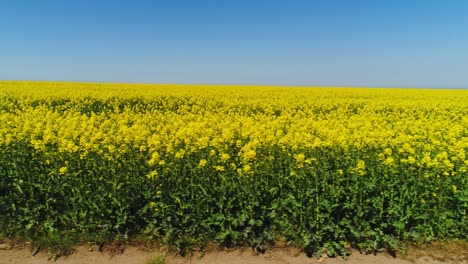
[0,142,466,256]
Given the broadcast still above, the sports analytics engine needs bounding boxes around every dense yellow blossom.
[0,81,467,182]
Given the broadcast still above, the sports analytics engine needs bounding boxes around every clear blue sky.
[1,0,468,87]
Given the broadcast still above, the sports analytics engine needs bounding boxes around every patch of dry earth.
[0,244,466,264]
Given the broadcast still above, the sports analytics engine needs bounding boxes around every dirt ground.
[0,243,466,264]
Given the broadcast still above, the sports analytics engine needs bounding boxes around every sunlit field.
[0,81,466,256]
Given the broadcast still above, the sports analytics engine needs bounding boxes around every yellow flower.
[59,166,68,174]
[357,160,365,170]
[242,149,256,161]
[384,157,395,166]
[353,160,366,176]
[148,152,161,166]
[220,153,231,161]
[146,170,158,179]
[383,148,393,155]
[294,153,305,163]
[199,159,207,167]
[175,150,185,159]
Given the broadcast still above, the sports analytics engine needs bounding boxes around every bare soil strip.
[0,244,466,264]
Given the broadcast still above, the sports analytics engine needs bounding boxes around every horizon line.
[1,79,467,90]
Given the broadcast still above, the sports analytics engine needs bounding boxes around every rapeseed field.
[0,81,466,256]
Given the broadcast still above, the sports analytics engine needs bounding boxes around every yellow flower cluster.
[0,81,467,179]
